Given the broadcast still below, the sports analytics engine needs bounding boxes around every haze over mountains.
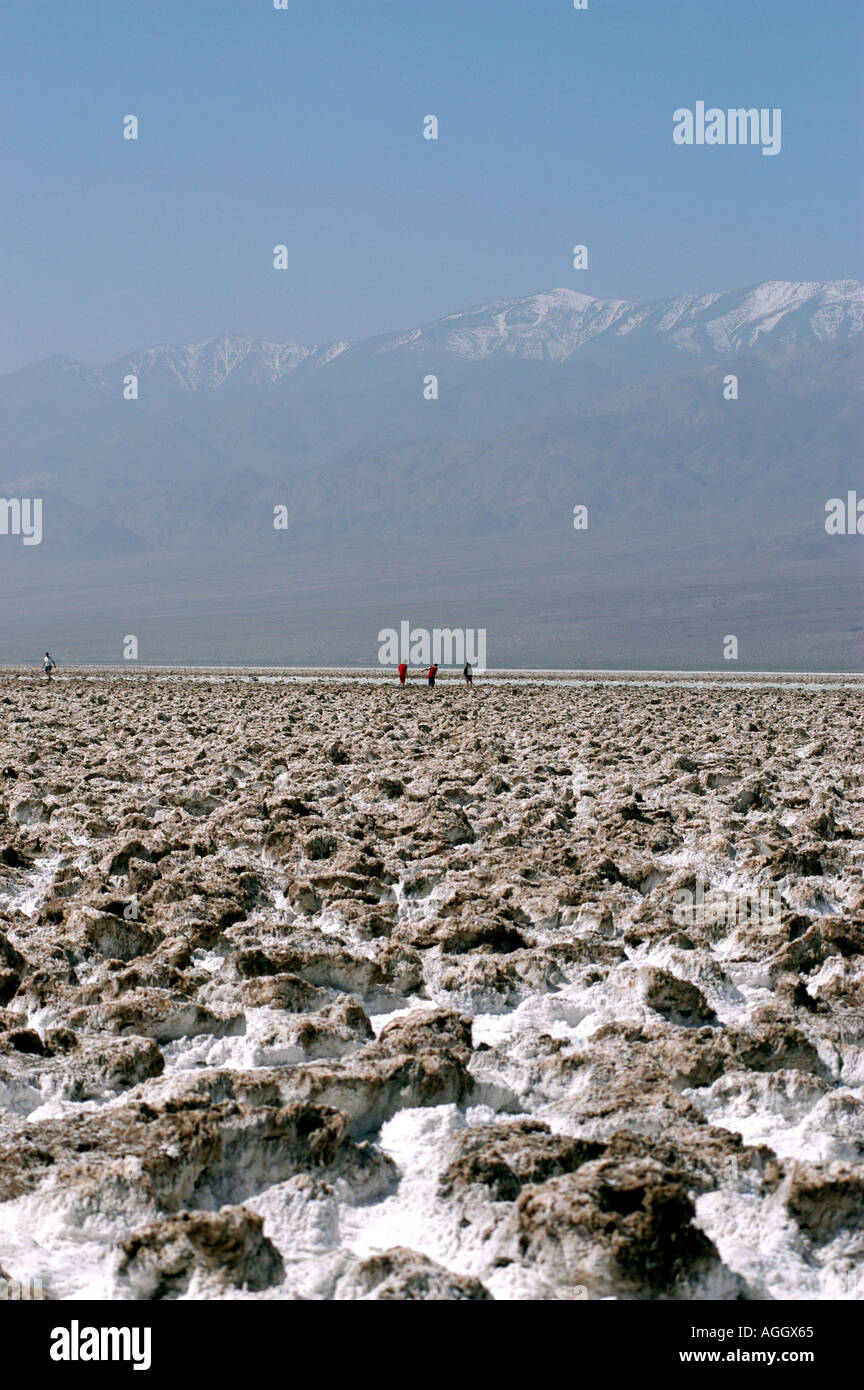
[43,277,864,385]
[1,280,861,669]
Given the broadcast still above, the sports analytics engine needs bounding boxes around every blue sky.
[0,0,860,372]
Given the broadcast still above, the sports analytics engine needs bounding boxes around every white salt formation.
[0,672,861,1301]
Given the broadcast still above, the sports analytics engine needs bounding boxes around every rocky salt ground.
[0,671,861,1302]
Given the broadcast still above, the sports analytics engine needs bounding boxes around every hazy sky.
[0,0,861,373]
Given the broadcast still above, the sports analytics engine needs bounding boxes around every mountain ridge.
[10,278,863,392]
[0,279,860,668]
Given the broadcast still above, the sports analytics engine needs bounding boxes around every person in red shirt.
[398,661,408,686]
[427,664,438,688]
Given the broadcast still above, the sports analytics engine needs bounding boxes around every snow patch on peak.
[124,334,327,388]
[313,340,351,367]
[603,280,864,359]
[402,288,638,362]
[51,277,862,391]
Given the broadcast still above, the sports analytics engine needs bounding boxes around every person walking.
[427,663,438,689]
[398,661,408,687]
[42,652,56,682]
[463,661,473,691]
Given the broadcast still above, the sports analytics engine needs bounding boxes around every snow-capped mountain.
[0,276,860,670]
[93,278,864,388]
[19,279,861,393]
[364,288,635,363]
[604,279,864,358]
[361,278,864,366]
[123,334,351,390]
[42,335,350,392]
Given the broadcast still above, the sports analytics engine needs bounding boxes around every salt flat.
[0,671,861,1301]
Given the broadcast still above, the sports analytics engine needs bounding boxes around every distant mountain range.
[0,280,861,669]
[30,277,864,389]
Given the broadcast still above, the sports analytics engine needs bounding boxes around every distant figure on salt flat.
[398,661,408,687]
[463,661,473,691]
[42,652,56,681]
[427,663,438,688]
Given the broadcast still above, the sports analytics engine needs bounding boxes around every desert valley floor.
[0,670,861,1301]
